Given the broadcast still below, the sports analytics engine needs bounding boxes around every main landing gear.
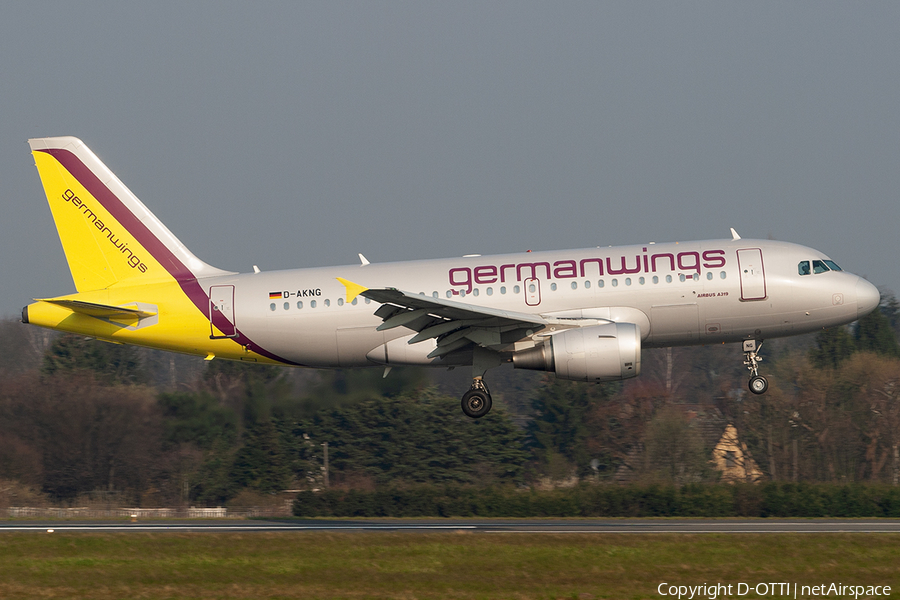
[460,346,501,418]
[743,339,768,395]
[461,377,493,419]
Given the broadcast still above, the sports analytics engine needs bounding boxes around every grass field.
[0,531,898,599]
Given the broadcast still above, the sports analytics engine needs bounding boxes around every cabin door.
[736,248,767,301]
[209,285,237,338]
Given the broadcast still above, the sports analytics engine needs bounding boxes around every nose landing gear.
[743,339,768,395]
[461,377,492,418]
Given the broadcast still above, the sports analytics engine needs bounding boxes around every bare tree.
[0,372,168,503]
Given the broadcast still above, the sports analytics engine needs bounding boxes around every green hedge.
[293,482,900,518]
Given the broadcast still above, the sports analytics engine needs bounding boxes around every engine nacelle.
[512,322,641,382]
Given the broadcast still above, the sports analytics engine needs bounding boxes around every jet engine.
[512,322,641,382]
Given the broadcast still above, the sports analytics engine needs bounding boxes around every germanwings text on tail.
[22,137,880,417]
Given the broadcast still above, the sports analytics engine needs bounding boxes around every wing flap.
[409,319,482,344]
[376,308,432,331]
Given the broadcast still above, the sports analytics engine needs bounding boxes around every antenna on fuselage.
[730,228,742,241]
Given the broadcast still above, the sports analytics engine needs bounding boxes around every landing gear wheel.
[461,388,492,419]
[743,340,768,395]
[749,375,768,395]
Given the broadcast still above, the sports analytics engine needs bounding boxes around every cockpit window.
[800,259,841,275]
[812,260,829,274]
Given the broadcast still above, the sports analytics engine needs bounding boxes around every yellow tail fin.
[29,137,229,292]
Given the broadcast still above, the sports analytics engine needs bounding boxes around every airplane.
[22,136,881,418]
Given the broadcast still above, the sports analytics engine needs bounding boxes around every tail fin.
[29,136,232,292]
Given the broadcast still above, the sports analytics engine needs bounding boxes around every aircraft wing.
[338,279,547,358]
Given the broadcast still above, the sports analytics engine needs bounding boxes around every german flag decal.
[269,291,283,299]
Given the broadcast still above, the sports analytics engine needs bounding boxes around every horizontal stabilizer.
[36,298,157,320]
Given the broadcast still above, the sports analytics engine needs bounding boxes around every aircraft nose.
[856,278,880,318]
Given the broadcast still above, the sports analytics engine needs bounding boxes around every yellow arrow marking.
[336,277,369,303]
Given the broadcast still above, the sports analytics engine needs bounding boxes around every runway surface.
[3,519,900,533]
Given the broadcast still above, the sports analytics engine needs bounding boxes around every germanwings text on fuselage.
[448,248,727,294]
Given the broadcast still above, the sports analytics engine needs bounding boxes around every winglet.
[336,277,369,303]
[730,227,742,240]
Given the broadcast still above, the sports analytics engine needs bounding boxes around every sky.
[1,2,898,317]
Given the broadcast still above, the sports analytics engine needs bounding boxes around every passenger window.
[584,280,591,289]
[487,287,493,296]
[338,298,344,306]
[720,271,727,280]
[351,298,358,305]
[652,276,659,284]
[514,285,521,294]
[571,282,577,290]
[473,289,479,297]
[813,260,829,274]
[666,275,673,283]
[269,303,276,311]
[598,280,605,288]
[798,261,811,276]
[550,283,557,291]
[283,302,289,310]
[324,299,331,307]
[612,279,618,287]
[501,286,507,294]
[311,300,317,308]
[297,301,303,309]
[706,272,713,280]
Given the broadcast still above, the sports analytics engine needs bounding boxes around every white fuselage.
[201,238,878,368]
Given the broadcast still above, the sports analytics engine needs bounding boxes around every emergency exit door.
[524,278,541,306]
[736,248,767,301]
